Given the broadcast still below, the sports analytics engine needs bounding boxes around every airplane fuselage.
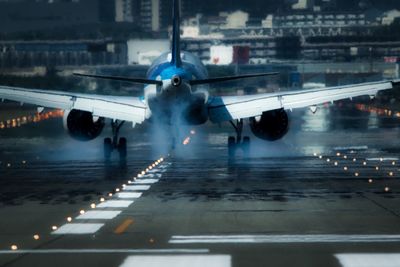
[144,52,210,125]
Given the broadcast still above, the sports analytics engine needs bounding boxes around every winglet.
[170,0,182,67]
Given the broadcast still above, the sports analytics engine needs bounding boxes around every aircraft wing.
[208,80,400,123]
[0,85,147,124]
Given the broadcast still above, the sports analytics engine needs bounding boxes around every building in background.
[115,0,134,22]
[127,39,169,65]
[0,0,102,33]
[0,40,127,69]
[139,0,172,32]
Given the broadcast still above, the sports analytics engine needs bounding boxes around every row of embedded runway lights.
[355,103,400,118]
[0,110,64,130]
[313,151,397,192]
[9,156,166,251]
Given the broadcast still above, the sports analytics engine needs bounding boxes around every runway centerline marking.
[169,235,400,244]
[52,223,104,235]
[335,253,400,267]
[0,249,210,254]
[114,218,134,234]
[117,192,143,199]
[132,179,159,184]
[124,185,151,191]
[119,255,231,267]
[76,210,122,220]
[97,200,134,208]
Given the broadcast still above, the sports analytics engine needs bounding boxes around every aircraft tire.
[118,137,127,161]
[104,138,112,160]
[228,136,236,158]
[242,136,250,157]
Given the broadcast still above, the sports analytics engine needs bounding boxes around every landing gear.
[104,120,127,162]
[228,119,250,158]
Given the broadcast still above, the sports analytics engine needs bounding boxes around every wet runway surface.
[0,103,399,267]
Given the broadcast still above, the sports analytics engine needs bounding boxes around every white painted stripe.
[133,179,159,184]
[52,223,104,235]
[142,173,155,178]
[119,255,231,267]
[155,174,162,178]
[0,249,210,254]
[117,192,142,199]
[334,146,368,151]
[76,211,121,220]
[336,254,400,267]
[367,158,398,161]
[97,200,133,208]
[124,185,151,191]
[169,235,400,244]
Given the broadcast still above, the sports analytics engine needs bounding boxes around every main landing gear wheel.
[104,138,112,160]
[228,119,251,158]
[118,137,127,161]
[103,120,127,162]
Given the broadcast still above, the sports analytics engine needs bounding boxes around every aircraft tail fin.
[170,0,182,67]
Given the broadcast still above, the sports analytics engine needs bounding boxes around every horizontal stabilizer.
[189,72,279,86]
[74,73,162,86]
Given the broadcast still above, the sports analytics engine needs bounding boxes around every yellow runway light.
[100,198,105,202]
[11,245,17,251]
[90,203,96,209]
[368,179,373,183]
[344,167,348,171]
[33,234,40,240]
[67,217,72,222]
[52,226,58,231]
[79,210,85,215]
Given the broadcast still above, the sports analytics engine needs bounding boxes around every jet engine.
[250,109,289,141]
[63,110,105,141]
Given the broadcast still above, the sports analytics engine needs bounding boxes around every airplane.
[0,0,399,160]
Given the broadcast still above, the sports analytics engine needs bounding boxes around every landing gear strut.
[228,119,250,158]
[104,120,127,162]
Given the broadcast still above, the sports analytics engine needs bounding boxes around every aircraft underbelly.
[148,92,208,125]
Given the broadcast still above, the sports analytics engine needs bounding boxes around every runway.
[0,103,399,267]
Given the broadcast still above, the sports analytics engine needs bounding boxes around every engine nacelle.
[63,110,105,141]
[250,109,289,141]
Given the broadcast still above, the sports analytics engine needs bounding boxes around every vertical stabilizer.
[171,0,182,67]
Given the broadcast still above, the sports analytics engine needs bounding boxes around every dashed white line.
[76,211,122,220]
[119,255,231,267]
[336,253,400,267]
[124,185,151,191]
[97,200,134,208]
[52,223,104,235]
[133,179,159,184]
[117,192,143,199]
[169,235,400,244]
